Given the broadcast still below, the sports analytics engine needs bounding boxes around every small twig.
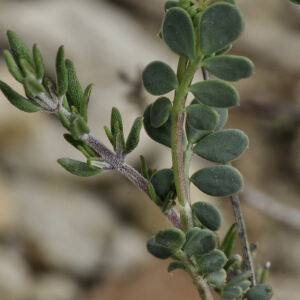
[201,67,256,286]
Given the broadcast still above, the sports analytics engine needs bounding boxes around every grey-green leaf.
[57,158,101,177]
[196,249,227,274]
[33,44,44,79]
[162,7,195,59]
[191,165,243,197]
[23,77,45,97]
[7,31,34,67]
[125,117,143,154]
[150,97,172,128]
[0,80,40,112]
[186,104,219,130]
[168,261,186,272]
[142,61,178,96]
[206,269,226,288]
[147,236,172,259]
[193,129,249,163]
[193,202,222,231]
[215,108,228,130]
[155,228,185,251]
[150,169,174,199]
[165,0,178,11]
[184,229,216,256]
[56,46,68,96]
[65,59,84,110]
[143,104,171,147]
[203,55,254,82]
[199,3,243,55]
[222,285,243,299]
[245,284,273,300]
[3,50,23,82]
[190,80,239,108]
[111,107,124,136]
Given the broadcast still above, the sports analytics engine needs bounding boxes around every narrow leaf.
[7,31,34,67]
[190,80,239,108]
[19,57,37,78]
[57,158,101,177]
[23,77,45,98]
[203,55,254,82]
[33,44,44,79]
[199,3,243,55]
[3,50,23,82]
[193,129,249,163]
[0,80,40,112]
[125,117,143,153]
[162,7,195,59]
[142,61,178,96]
[111,107,123,135]
[65,59,84,110]
[191,165,243,197]
[104,126,114,146]
[56,46,68,96]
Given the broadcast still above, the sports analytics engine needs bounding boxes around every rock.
[34,274,80,300]
[0,247,34,300]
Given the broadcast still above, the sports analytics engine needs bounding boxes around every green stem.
[172,57,201,231]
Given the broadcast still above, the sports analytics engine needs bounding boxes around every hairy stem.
[58,107,182,229]
[172,58,201,231]
[201,67,256,286]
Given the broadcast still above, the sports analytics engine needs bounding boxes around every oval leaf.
[184,229,216,256]
[223,286,243,299]
[0,81,40,112]
[206,269,227,288]
[142,61,178,96]
[191,165,243,197]
[246,284,273,300]
[168,261,186,272]
[147,236,172,259]
[193,129,249,163]
[163,7,195,59]
[196,249,227,274]
[150,97,172,128]
[203,55,254,82]
[155,228,186,251]
[151,169,174,199]
[193,202,222,231]
[200,3,243,55]
[58,158,101,177]
[190,80,239,108]
[143,104,171,147]
[215,108,228,130]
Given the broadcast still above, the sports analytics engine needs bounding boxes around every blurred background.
[0,0,299,299]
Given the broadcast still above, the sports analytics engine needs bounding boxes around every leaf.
[192,202,222,231]
[70,114,90,140]
[185,227,203,243]
[111,107,124,135]
[228,271,253,286]
[165,0,178,11]
[23,77,45,97]
[168,261,186,272]
[203,55,254,82]
[186,104,219,131]
[221,223,238,258]
[245,284,273,300]
[289,0,300,4]
[0,80,40,112]
[184,229,216,256]
[150,97,172,128]
[190,80,239,108]
[143,104,171,147]
[150,169,174,199]
[205,269,226,288]
[155,228,186,251]
[191,165,243,197]
[162,7,195,59]
[7,31,34,67]
[19,57,37,78]
[125,117,143,154]
[57,158,102,177]
[32,44,44,79]
[56,46,68,96]
[239,280,251,292]
[215,44,232,56]
[3,50,23,82]
[81,83,93,121]
[222,285,243,299]
[196,249,227,274]
[186,122,210,144]
[193,129,249,163]
[215,108,228,130]
[147,236,172,259]
[142,61,178,96]
[199,3,243,55]
[65,59,84,110]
